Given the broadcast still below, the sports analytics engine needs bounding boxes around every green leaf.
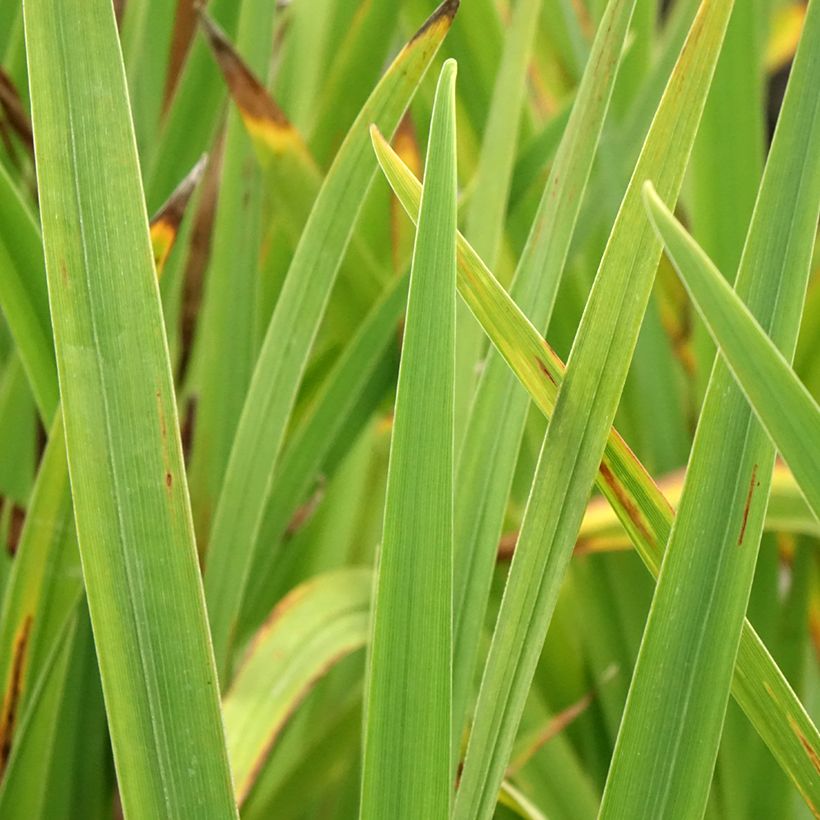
[451,0,638,748]
[644,181,820,517]
[186,0,277,546]
[24,0,237,815]
[203,0,459,679]
[224,568,370,804]
[371,124,820,815]
[453,1,735,815]
[0,605,79,818]
[600,2,820,816]
[360,58,458,820]
[456,0,542,437]
[644,182,820,517]
[242,274,406,633]
[0,163,56,421]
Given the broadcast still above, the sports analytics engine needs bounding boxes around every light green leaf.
[454,1,735,815]
[451,0,638,748]
[224,568,370,804]
[360,58,458,820]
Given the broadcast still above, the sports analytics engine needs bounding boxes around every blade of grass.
[119,0,177,158]
[143,0,240,208]
[196,11,389,342]
[203,0,459,679]
[600,2,820,816]
[187,0,276,545]
[359,58,458,819]
[452,2,736,813]
[241,274,406,633]
[446,0,639,749]
[24,0,237,814]
[224,568,370,805]
[644,182,820,516]
[455,0,542,445]
[372,128,820,815]
[0,604,79,817]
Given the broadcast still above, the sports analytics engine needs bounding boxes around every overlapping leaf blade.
[644,182,820,517]
[600,5,820,809]
[203,0,459,678]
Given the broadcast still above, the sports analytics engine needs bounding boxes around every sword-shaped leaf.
[203,0,459,679]
[643,182,820,518]
[601,2,820,815]
[24,0,237,814]
[360,58,459,819]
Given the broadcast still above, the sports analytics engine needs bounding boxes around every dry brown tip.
[198,9,290,127]
[151,154,208,231]
[410,0,460,44]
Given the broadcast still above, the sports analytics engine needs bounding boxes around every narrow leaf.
[203,0,459,678]
[360,59,458,819]
[371,123,820,811]
[601,2,820,815]
[643,181,820,517]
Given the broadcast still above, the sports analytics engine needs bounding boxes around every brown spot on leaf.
[0,69,33,154]
[788,715,820,777]
[7,504,25,557]
[534,356,557,386]
[165,472,173,489]
[0,616,33,776]
[598,460,654,546]
[284,479,326,540]
[737,464,759,546]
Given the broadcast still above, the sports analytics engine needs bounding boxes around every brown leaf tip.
[151,154,208,231]
[410,0,460,44]
[197,9,290,128]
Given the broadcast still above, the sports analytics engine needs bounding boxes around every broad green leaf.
[224,568,370,804]
[372,126,820,813]
[600,2,820,816]
[450,0,638,748]
[360,58,458,820]
[203,0,459,679]
[644,182,820,517]
[24,0,237,815]
[453,1,735,815]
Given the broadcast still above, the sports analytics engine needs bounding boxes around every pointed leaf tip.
[410,0,460,45]
[198,8,290,129]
